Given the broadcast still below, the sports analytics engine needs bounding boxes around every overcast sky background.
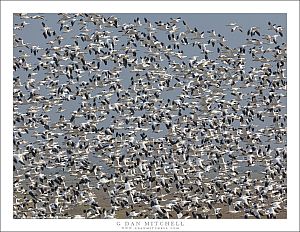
[13,13,287,175]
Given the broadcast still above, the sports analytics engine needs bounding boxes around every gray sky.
[13,13,287,173]
[13,13,287,126]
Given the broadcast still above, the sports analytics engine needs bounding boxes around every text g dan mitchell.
[116,221,184,230]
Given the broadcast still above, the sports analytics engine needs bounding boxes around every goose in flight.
[226,22,243,32]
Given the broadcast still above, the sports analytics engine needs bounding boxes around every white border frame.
[1,1,299,231]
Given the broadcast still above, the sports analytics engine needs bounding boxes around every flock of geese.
[13,13,287,219]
